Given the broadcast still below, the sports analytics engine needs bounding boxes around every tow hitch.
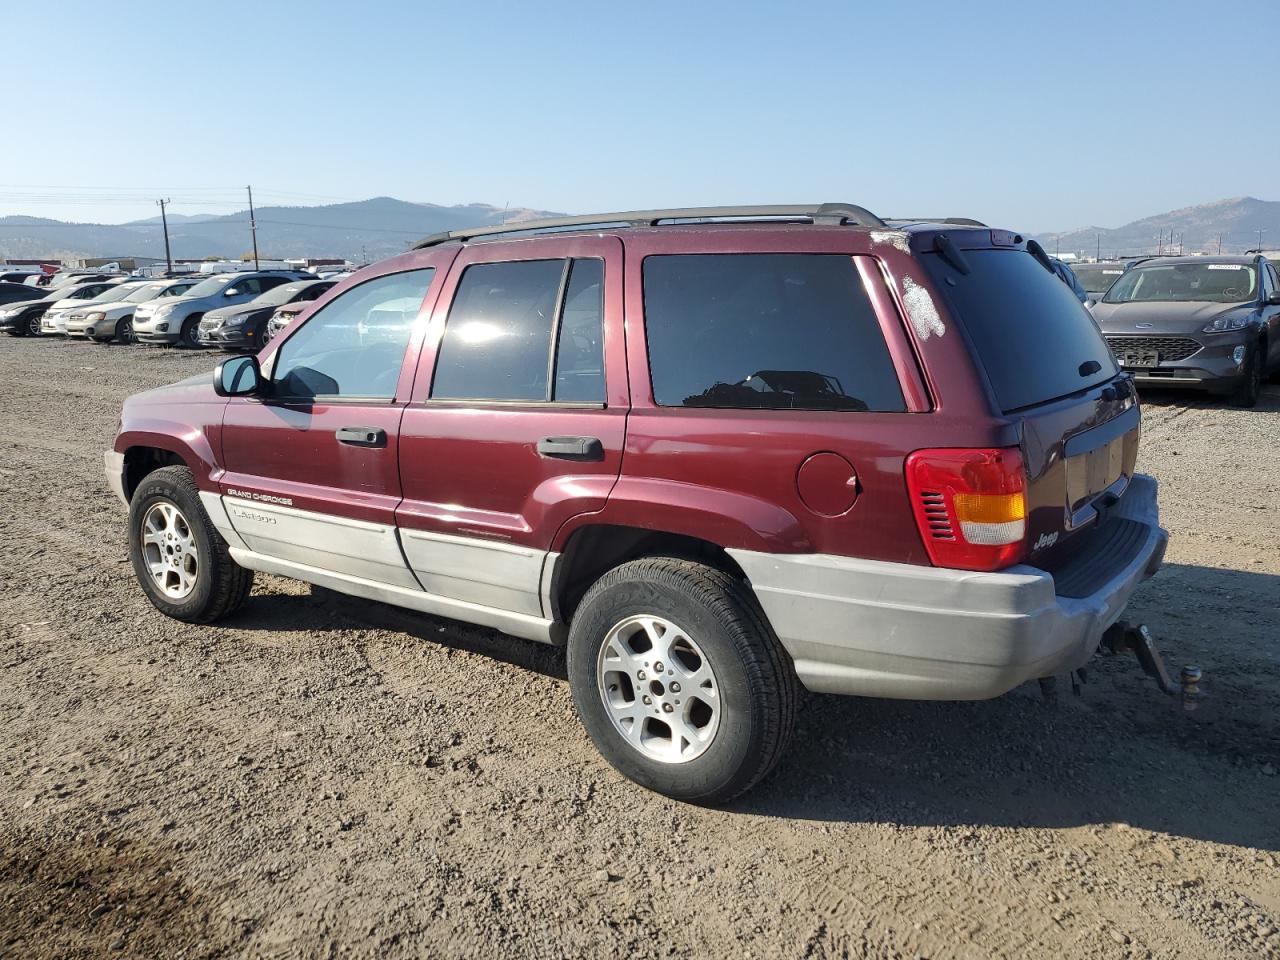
[1101,621,1204,709]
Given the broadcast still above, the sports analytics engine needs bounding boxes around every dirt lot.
[0,336,1277,960]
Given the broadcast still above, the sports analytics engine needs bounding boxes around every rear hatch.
[920,240,1141,569]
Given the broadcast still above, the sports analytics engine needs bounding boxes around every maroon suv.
[106,205,1168,802]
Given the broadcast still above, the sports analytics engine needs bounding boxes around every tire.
[566,557,796,804]
[26,313,42,337]
[179,314,203,349]
[115,315,134,344]
[1228,340,1262,408]
[128,465,253,623]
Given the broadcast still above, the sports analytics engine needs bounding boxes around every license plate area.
[1121,351,1159,368]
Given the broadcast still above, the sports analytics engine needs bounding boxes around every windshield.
[1072,264,1126,295]
[89,283,145,304]
[183,276,234,298]
[1105,263,1257,304]
[123,282,170,303]
[253,281,312,307]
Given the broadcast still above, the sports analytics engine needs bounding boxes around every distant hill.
[1039,197,1280,259]
[4,195,1277,263]
[0,197,564,262]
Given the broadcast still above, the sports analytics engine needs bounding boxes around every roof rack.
[412,203,886,249]
[887,217,988,227]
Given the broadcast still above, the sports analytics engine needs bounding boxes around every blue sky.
[7,0,1277,231]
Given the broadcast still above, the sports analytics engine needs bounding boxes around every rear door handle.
[336,426,387,448]
[537,436,604,460]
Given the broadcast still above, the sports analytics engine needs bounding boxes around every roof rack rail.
[412,203,886,249]
[887,217,988,227]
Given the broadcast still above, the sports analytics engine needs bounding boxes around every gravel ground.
[1,336,1277,960]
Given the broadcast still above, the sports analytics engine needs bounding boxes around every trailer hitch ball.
[1103,621,1205,709]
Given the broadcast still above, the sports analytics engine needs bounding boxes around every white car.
[41,278,144,335]
[64,278,202,343]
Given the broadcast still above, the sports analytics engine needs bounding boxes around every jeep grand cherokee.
[106,204,1168,803]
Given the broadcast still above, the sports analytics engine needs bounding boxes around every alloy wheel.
[597,614,721,764]
[141,501,199,599]
[27,314,41,337]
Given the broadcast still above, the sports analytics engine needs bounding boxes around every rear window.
[642,254,905,412]
[1072,263,1125,295]
[922,249,1117,412]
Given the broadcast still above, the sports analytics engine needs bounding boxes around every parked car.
[1072,262,1127,303]
[1,278,128,337]
[1091,255,1280,407]
[0,269,41,284]
[0,282,46,308]
[1050,258,1089,303]
[107,204,1166,803]
[132,270,315,347]
[196,278,335,350]
[264,302,307,343]
[64,277,203,343]
[41,278,145,335]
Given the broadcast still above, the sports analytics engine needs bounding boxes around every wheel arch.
[120,434,214,502]
[548,523,752,626]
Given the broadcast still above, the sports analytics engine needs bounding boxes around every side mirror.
[214,354,262,397]
[1268,291,1280,306]
[224,287,240,297]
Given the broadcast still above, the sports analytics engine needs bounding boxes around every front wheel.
[1228,340,1263,408]
[26,314,42,337]
[179,315,203,349]
[128,466,253,622]
[115,315,134,344]
[566,557,796,804]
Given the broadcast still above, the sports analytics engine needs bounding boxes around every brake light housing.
[905,447,1028,571]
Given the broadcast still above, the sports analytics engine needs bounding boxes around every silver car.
[40,278,142,335]
[64,278,202,343]
[133,271,314,347]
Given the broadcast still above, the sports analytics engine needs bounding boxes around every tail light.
[905,448,1027,571]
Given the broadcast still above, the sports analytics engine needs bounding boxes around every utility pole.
[247,185,260,270]
[157,198,173,275]
[1055,237,1060,257]
[1259,228,1266,252]
[1178,234,1183,255]
[1217,233,1223,255]
[1096,233,1101,262]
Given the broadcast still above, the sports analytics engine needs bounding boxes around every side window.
[554,259,605,402]
[642,254,905,412]
[1267,264,1279,295]
[271,268,435,401]
[431,259,565,402]
[256,276,289,294]
[233,278,263,296]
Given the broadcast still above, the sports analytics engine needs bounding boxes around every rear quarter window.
[922,249,1118,412]
[642,254,905,412]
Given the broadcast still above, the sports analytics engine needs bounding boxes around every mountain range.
[1,196,1277,264]
[1039,197,1279,259]
[0,198,562,263]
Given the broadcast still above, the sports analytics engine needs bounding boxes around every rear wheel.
[128,466,253,623]
[566,557,796,804]
[115,315,135,344]
[1228,340,1263,408]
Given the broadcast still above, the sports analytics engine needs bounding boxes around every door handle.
[537,436,604,460]
[336,426,387,448]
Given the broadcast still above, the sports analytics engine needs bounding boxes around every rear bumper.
[729,473,1167,700]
